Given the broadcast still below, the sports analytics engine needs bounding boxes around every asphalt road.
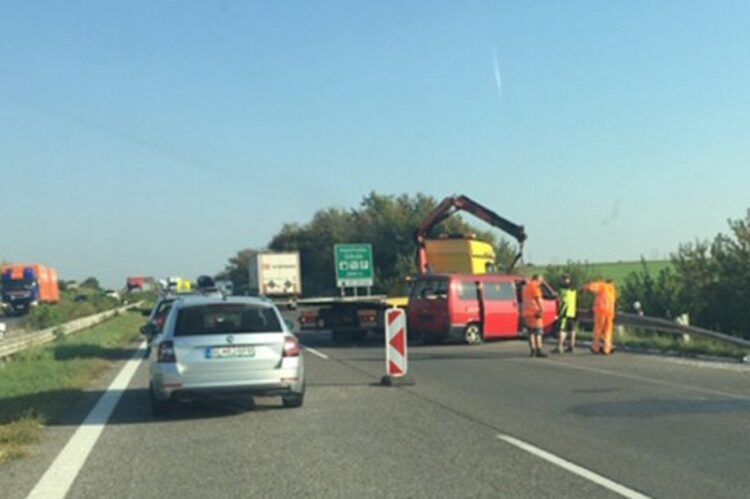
[2,328,750,498]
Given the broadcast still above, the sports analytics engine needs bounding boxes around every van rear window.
[412,278,449,299]
[174,304,282,336]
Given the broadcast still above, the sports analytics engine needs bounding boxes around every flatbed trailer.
[297,295,395,343]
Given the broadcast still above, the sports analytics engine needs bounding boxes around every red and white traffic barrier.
[381,308,415,386]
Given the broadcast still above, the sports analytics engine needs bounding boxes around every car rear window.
[174,304,282,336]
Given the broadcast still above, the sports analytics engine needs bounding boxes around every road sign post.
[334,244,374,290]
[381,308,415,386]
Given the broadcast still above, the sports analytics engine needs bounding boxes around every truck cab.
[1,264,60,315]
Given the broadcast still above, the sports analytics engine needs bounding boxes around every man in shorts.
[553,274,577,353]
[522,275,547,358]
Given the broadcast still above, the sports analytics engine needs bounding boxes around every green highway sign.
[334,244,374,288]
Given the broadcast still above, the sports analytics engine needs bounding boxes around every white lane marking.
[27,341,146,499]
[537,359,750,401]
[658,356,750,372]
[497,434,652,499]
[302,345,329,360]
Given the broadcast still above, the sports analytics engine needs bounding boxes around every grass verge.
[575,327,748,360]
[0,309,144,464]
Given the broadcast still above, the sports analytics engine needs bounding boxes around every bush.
[23,287,124,332]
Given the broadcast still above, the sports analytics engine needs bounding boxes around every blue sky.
[1,1,749,288]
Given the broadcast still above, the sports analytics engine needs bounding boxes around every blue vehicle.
[1,264,59,316]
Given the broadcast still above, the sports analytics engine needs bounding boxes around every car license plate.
[205,346,255,359]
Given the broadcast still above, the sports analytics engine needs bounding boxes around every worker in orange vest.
[522,275,547,358]
[582,279,617,354]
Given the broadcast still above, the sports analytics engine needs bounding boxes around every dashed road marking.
[302,345,329,360]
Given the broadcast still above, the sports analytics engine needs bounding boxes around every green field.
[0,309,144,463]
[526,260,673,286]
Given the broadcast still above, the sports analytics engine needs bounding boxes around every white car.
[148,296,305,415]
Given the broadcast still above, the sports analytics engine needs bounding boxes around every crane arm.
[415,195,527,274]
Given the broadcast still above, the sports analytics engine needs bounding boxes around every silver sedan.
[148,296,305,415]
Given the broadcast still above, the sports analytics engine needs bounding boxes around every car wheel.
[150,383,171,417]
[282,393,304,408]
[463,323,483,345]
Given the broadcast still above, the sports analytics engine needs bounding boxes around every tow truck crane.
[415,194,527,274]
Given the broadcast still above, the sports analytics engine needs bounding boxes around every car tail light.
[157,340,176,363]
[283,336,300,357]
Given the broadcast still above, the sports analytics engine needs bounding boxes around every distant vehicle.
[148,296,305,415]
[247,252,301,309]
[407,274,559,345]
[215,279,234,296]
[1,264,60,316]
[127,276,145,291]
[166,277,193,294]
[140,297,177,346]
[104,289,121,300]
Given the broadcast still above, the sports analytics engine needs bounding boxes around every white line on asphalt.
[27,341,147,499]
[302,345,329,360]
[539,359,750,401]
[497,434,652,499]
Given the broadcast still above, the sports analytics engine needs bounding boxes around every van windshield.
[175,304,282,336]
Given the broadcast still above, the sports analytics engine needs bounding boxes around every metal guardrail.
[577,310,750,349]
[0,302,142,359]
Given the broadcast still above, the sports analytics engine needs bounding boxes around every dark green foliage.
[621,210,750,339]
[215,248,259,295]
[620,260,682,317]
[79,277,100,290]
[24,288,120,331]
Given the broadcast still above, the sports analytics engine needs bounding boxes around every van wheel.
[463,323,483,345]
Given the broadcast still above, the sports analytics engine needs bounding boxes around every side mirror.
[140,324,157,337]
[284,319,296,332]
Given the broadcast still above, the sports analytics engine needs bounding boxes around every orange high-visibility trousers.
[602,314,614,354]
[592,313,604,352]
[593,313,614,354]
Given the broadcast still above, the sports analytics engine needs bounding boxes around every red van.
[407,274,559,345]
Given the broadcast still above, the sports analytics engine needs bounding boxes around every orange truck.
[1,264,60,315]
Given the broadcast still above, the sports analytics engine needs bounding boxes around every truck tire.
[331,330,353,344]
[351,330,367,343]
[463,323,483,345]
